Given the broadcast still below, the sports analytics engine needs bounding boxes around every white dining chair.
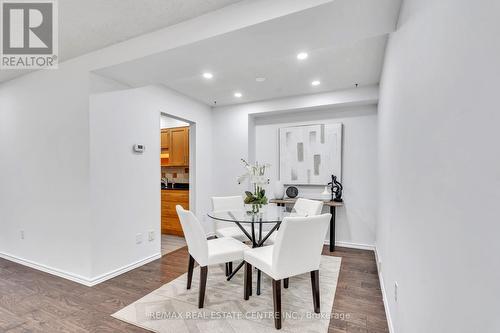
[211,196,251,276]
[243,214,331,329]
[211,195,250,240]
[292,198,324,216]
[176,205,249,308]
[267,198,324,245]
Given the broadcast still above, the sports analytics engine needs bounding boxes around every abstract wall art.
[279,123,342,185]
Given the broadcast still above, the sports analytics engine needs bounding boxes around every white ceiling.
[96,0,401,106]
[0,0,242,83]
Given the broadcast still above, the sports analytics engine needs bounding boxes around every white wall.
[255,106,378,246]
[0,64,92,281]
[89,85,213,279]
[89,89,161,279]
[0,0,326,283]
[89,73,131,94]
[212,86,379,247]
[377,0,500,332]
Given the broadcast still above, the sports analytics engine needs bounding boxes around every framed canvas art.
[279,123,342,185]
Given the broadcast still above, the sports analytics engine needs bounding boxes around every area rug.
[112,255,341,333]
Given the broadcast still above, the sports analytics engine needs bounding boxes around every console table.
[269,198,343,252]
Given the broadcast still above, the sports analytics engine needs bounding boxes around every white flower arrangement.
[237,159,271,186]
[237,159,271,213]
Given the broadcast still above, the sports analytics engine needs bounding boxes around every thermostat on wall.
[133,144,145,153]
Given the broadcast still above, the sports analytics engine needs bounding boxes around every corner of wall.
[374,245,394,333]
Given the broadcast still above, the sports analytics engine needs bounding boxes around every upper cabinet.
[161,126,189,167]
[160,129,170,149]
[169,127,189,166]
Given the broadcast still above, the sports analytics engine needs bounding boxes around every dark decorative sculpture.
[328,175,343,202]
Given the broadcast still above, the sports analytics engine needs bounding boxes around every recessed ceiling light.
[202,72,213,79]
[311,80,321,86]
[297,52,308,60]
[234,92,242,98]
[255,77,266,82]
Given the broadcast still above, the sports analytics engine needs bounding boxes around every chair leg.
[257,269,261,295]
[187,255,195,289]
[228,262,233,275]
[283,278,289,289]
[198,266,208,308]
[272,279,282,329]
[225,263,229,276]
[244,262,252,300]
[310,270,320,313]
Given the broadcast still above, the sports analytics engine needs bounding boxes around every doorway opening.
[159,113,193,255]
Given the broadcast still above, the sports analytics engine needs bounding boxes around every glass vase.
[246,203,266,214]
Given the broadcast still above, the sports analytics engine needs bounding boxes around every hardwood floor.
[327,247,389,333]
[161,234,186,256]
[0,246,388,332]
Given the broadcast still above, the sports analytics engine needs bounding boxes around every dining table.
[207,204,290,295]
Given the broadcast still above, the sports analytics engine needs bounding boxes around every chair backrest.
[176,205,209,266]
[271,214,331,279]
[211,196,245,230]
[292,198,324,216]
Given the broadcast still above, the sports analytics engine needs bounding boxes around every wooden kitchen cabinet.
[169,127,189,166]
[160,126,189,167]
[160,129,170,149]
[161,189,188,236]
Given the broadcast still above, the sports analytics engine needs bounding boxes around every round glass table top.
[207,205,290,224]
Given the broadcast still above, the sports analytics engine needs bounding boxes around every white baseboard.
[87,253,161,286]
[324,240,375,251]
[0,251,161,287]
[374,247,394,333]
[0,251,93,286]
